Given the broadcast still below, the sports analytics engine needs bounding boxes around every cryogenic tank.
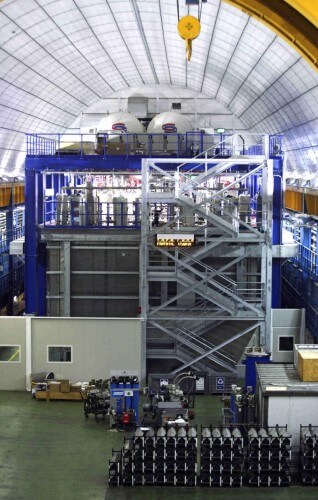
[98,112,145,135]
[147,111,192,155]
[147,111,192,135]
[96,112,146,155]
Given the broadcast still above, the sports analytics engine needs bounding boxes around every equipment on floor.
[228,384,256,425]
[226,346,271,424]
[246,426,291,487]
[109,425,198,486]
[300,425,318,485]
[31,371,55,383]
[109,424,292,487]
[200,425,244,486]
[31,371,55,395]
[83,379,110,419]
[141,372,198,427]
[109,371,139,430]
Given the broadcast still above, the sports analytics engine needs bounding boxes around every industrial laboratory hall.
[0,0,318,498]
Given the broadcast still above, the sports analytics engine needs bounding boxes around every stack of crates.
[300,425,318,485]
[108,449,122,486]
[200,426,244,487]
[247,426,291,486]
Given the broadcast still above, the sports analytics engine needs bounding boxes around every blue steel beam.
[25,169,37,315]
[272,158,283,308]
[6,188,14,315]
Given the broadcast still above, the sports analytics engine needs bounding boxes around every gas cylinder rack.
[200,426,244,487]
[300,425,318,485]
[109,425,198,487]
[247,426,291,487]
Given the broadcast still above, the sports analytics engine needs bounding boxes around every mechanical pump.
[142,372,199,427]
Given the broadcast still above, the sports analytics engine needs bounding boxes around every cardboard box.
[60,383,71,393]
[59,379,71,393]
[71,383,82,393]
[49,382,61,392]
[298,351,318,381]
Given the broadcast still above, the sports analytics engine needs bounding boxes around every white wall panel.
[0,317,26,390]
[268,396,318,447]
[0,317,141,390]
[31,318,141,383]
[271,309,304,362]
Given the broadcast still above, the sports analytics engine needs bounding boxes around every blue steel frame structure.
[24,133,283,316]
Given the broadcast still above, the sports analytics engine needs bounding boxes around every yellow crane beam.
[284,0,318,29]
[223,0,318,71]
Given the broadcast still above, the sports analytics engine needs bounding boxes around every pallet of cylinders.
[143,427,156,486]
[176,426,198,486]
[133,428,146,485]
[247,426,291,486]
[300,425,318,485]
[117,425,198,486]
[121,438,135,486]
[200,426,244,487]
[108,449,122,486]
[156,425,198,486]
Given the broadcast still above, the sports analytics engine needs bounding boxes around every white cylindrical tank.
[96,112,145,155]
[147,111,192,135]
[147,111,192,155]
[98,112,145,135]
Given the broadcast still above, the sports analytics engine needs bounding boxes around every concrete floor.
[0,391,317,500]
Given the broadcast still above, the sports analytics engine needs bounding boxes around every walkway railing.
[43,200,141,229]
[26,132,283,159]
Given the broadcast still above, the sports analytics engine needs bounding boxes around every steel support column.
[272,158,283,308]
[36,173,46,315]
[139,159,149,385]
[6,189,14,315]
[25,169,37,314]
[62,241,71,316]
[262,160,273,352]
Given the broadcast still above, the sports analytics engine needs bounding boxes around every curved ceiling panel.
[0,0,317,178]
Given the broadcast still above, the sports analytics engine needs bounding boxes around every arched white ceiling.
[0,0,317,177]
